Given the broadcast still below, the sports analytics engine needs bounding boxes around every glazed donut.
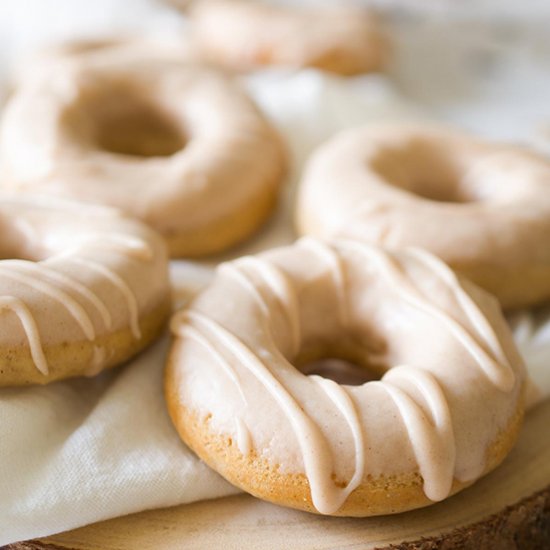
[0,58,287,257]
[0,194,170,387]
[166,238,526,516]
[190,0,389,75]
[14,35,196,88]
[296,124,550,309]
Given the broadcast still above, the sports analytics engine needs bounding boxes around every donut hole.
[301,357,381,385]
[295,341,387,386]
[69,84,185,158]
[371,138,480,204]
[0,216,42,260]
[94,95,184,158]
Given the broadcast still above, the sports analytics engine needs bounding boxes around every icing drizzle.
[77,233,153,261]
[235,417,252,456]
[5,260,112,329]
[339,240,515,392]
[69,257,141,339]
[176,321,248,405]
[0,221,150,375]
[173,241,518,514]
[220,256,301,356]
[407,247,510,367]
[177,310,360,514]
[0,296,48,374]
[299,238,348,327]
[374,366,456,499]
[0,264,95,340]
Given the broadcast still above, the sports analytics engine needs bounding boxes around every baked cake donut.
[14,35,196,88]
[296,124,550,309]
[0,57,287,257]
[0,194,170,387]
[166,238,526,516]
[190,0,389,75]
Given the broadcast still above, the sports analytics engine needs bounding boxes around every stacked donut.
[1,0,548,521]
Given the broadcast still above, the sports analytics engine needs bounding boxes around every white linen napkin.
[1,0,550,544]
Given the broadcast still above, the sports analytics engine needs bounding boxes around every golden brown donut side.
[165,354,524,517]
[165,240,527,516]
[1,298,170,387]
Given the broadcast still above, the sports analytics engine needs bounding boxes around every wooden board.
[7,398,550,550]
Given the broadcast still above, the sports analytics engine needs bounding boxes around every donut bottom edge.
[0,294,171,387]
[165,376,525,517]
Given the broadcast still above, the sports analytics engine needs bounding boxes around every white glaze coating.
[0,296,48,374]
[235,417,252,457]
[14,35,196,89]
[170,239,525,514]
[296,124,550,309]
[69,257,141,339]
[0,194,169,379]
[0,57,286,256]
[341,240,515,392]
[6,260,113,330]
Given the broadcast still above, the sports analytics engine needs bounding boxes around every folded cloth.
[2,2,550,543]
[0,333,240,544]
[1,264,549,546]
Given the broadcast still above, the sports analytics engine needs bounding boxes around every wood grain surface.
[6,398,550,550]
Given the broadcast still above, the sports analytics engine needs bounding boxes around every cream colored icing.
[220,257,301,357]
[0,194,169,378]
[296,123,550,309]
[183,309,359,515]
[178,323,248,405]
[6,260,113,330]
[191,0,388,75]
[299,238,348,328]
[170,238,525,514]
[76,233,154,262]
[235,417,252,457]
[69,258,141,340]
[372,367,455,501]
[15,35,197,90]
[0,264,96,341]
[0,57,286,252]
[0,296,48,374]
[341,240,515,392]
